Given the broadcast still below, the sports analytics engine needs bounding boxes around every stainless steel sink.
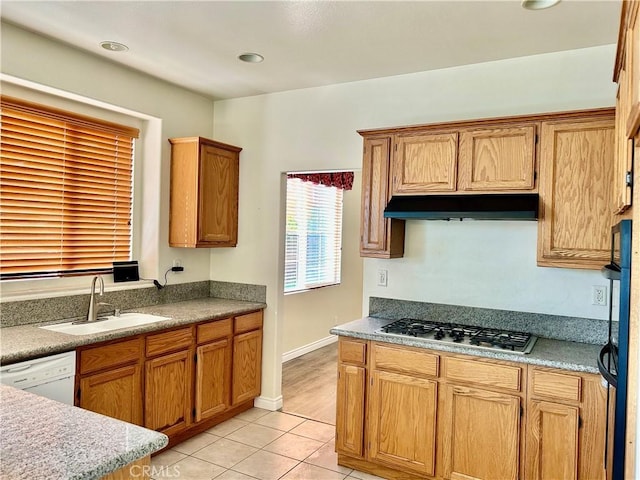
[40,313,171,336]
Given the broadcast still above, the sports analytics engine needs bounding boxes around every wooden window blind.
[284,176,343,293]
[0,95,140,279]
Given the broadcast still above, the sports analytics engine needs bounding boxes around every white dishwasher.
[0,351,76,405]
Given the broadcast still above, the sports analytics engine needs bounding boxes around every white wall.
[0,22,215,297]
[211,44,617,404]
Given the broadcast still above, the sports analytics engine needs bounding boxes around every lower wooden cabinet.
[440,384,521,480]
[78,363,143,426]
[335,340,606,480]
[526,400,580,480]
[368,370,437,476]
[336,363,366,457]
[76,310,264,446]
[195,338,232,421]
[232,329,262,405]
[145,349,192,436]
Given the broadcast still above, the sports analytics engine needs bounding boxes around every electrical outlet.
[592,285,607,306]
[377,269,388,287]
[172,259,182,269]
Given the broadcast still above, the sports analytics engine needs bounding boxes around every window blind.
[284,177,343,293]
[0,96,139,279]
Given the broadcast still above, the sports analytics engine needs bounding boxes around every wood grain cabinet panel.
[146,327,194,357]
[393,132,458,193]
[368,370,438,476]
[458,125,536,191]
[79,338,142,375]
[525,400,579,480]
[360,136,405,258]
[335,363,366,458]
[232,329,262,405]
[195,338,231,421]
[441,384,521,480]
[79,364,143,426]
[145,349,192,436]
[169,137,241,248]
[538,116,616,269]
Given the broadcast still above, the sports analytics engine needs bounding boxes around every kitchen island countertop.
[331,316,602,374]
[1,297,266,364]
[0,384,167,479]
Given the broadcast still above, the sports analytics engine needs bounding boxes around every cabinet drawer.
[234,311,263,334]
[530,368,582,402]
[444,356,522,392]
[197,318,232,344]
[146,327,194,357]
[339,339,367,366]
[80,338,142,375]
[372,343,438,378]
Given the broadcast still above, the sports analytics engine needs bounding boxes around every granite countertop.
[331,317,603,374]
[0,384,168,479]
[1,297,267,364]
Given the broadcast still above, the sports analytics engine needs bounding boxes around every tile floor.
[151,408,384,480]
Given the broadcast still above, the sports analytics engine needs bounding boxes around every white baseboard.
[282,334,338,363]
[254,395,283,411]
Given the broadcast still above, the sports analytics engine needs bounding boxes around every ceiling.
[1,1,622,100]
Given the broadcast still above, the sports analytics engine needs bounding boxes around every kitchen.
[0,1,636,479]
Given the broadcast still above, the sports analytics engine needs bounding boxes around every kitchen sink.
[40,313,172,336]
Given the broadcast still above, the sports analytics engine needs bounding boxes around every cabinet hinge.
[194,354,197,363]
[370,377,374,386]
[394,143,398,152]
[76,388,81,400]
[534,171,537,181]
[578,416,583,429]
[520,406,524,417]
[535,134,539,144]
[626,171,633,188]
[193,408,196,419]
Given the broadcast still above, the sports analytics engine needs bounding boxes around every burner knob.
[434,331,444,340]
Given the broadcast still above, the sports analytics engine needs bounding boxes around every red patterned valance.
[288,171,354,191]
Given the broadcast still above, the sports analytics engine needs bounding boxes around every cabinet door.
[232,329,262,405]
[195,338,231,421]
[525,400,579,480]
[458,125,536,191]
[335,364,366,457]
[368,370,438,476]
[145,349,192,436]
[360,136,404,258]
[538,117,615,269]
[198,143,239,246]
[393,132,458,193]
[79,364,143,426]
[441,384,521,480]
[614,67,634,214]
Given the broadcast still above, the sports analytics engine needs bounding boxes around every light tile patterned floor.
[151,408,384,480]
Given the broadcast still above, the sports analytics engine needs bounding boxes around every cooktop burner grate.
[376,318,537,354]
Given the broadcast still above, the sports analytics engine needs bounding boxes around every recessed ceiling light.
[238,53,264,63]
[100,41,129,52]
[521,0,561,10]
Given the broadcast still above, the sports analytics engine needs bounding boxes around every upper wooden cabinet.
[614,1,640,214]
[458,125,536,192]
[537,115,616,269]
[169,137,241,248]
[360,136,405,258]
[393,132,458,193]
[391,125,537,195]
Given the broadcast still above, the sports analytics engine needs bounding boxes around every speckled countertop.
[0,385,168,479]
[1,298,266,364]
[330,317,602,374]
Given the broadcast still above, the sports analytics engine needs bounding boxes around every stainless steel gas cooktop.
[375,318,537,354]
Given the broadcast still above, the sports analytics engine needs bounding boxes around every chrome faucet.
[87,275,106,322]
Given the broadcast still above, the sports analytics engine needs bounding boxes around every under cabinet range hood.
[383,193,539,220]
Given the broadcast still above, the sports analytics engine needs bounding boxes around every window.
[0,96,139,279]
[284,172,352,293]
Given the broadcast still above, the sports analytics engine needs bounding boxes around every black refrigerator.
[598,219,632,480]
